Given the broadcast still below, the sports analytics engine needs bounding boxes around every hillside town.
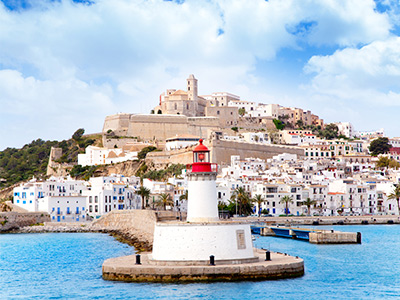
[11,75,400,221]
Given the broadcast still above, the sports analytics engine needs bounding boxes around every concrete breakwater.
[5,210,181,252]
[260,226,361,244]
[233,215,400,226]
[102,249,304,283]
[0,212,50,232]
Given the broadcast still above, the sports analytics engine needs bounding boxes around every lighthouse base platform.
[102,249,304,282]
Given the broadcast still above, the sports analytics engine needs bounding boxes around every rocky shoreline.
[6,223,152,253]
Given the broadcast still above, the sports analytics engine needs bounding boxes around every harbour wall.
[146,139,304,167]
[91,210,183,246]
[233,215,400,225]
[92,210,158,245]
[0,212,50,232]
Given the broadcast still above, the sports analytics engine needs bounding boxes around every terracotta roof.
[171,89,188,96]
[107,151,117,158]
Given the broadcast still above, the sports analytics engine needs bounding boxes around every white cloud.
[0,0,396,148]
[305,37,400,103]
[0,69,115,149]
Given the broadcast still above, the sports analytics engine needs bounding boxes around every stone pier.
[102,248,304,282]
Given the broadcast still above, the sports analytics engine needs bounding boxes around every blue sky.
[1,0,400,149]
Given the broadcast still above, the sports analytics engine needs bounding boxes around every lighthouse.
[102,139,305,282]
[151,139,255,261]
[186,139,219,222]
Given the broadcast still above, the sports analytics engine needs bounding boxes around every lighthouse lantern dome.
[193,139,210,163]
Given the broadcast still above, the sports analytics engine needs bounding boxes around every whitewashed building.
[38,196,87,222]
[13,177,87,213]
[83,175,141,220]
[78,146,138,166]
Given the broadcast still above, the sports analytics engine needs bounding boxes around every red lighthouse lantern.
[192,139,212,172]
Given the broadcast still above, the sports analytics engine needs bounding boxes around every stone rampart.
[91,210,158,244]
[210,139,304,165]
[146,148,194,167]
[0,212,50,232]
[103,113,131,136]
[145,138,304,166]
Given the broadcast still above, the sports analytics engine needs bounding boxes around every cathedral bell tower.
[187,74,198,101]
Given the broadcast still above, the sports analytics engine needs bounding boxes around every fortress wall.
[210,139,304,165]
[103,114,131,135]
[145,139,304,167]
[102,138,141,149]
[127,114,190,141]
[146,148,194,167]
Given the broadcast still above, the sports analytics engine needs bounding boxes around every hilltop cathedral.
[154,74,208,117]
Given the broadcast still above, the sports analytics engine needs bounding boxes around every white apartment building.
[83,175,141,220]
[13,177,87,213]
[252,182,304,216]
[227,100,258,113]
[335,122,355,138]
[143,178,175,210]
[302,140,354,159]
[389,137,400,148]
[279,130,318,145]
[202,92,240,107]
[168,176,188,212]
[241,132,270,144]
[38,196,87,222]
[165,135,199,151]
[247,103,280,118]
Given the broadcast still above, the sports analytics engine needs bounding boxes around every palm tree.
[156,193,174,211]
[303,197,317,216]
[135,186,151,209]
[231,187,253,216]
[252,194,264,216]
[179,190,188,202]
[388,184,400,214]
[280,195,293,216]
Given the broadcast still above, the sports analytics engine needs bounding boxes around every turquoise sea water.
[1,225,400,299]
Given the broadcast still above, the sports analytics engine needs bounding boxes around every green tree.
[280,195,294,216]
[319,123,339,140]
[179,190,188,202]
[138,146,157,160]
[238,108,246,117]
[303,197,317,216]
[230,187,253,216]
[252,194,264,216]
[72,128,85,141]
[156,193,174,210]
[135,186,151,209]
[231,127,238,133]
[388,185,400,215]
[295,120,304,129]
[369,137,391,156]
[273,119,285,130]
[376,156,390,168]
[389,159,399,169]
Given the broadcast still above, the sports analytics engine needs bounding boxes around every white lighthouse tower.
[151,139,256,262]
[186,139,219,222]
